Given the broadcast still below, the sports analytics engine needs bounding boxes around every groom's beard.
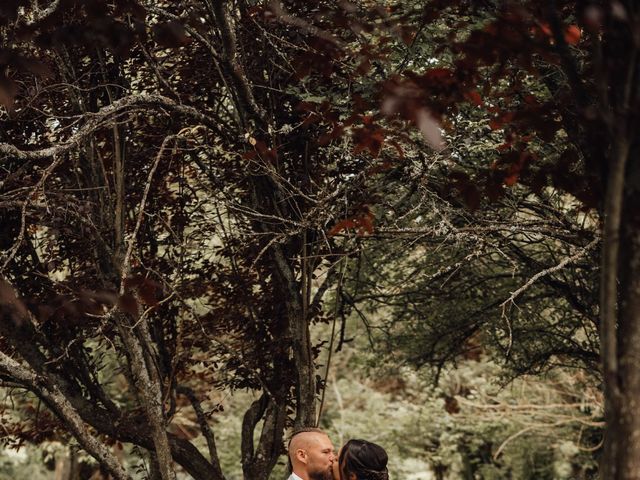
[309,468,334,480]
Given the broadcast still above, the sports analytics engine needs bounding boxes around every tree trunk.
[599,131,628,479]
[610,162,640,478]
[597,6,640,477]
[115,313,176,480]
[241,395,287,480]
[610,291,640,479]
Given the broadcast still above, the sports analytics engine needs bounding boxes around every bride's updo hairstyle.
[339,439,389,480]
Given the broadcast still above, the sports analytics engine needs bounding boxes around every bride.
[332,439,389,480]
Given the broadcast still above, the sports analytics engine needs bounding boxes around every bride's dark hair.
[339,439,389,480]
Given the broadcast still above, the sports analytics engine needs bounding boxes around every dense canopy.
[0,1,639,479]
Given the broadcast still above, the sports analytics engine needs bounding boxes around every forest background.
[0,0,637,479]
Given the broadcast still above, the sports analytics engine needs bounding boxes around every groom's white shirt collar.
[289,473,303,480]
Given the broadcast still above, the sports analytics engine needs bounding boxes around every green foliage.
[0,447,49,480]
[315,350,600,480]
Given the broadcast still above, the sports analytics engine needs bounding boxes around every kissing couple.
[287,427,388,480]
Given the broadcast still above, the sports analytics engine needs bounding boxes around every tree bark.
[610,143,640,478]
[272,244,316,428]
[114,312,176,480]
[597,13,640,470]
[599,136,628,479]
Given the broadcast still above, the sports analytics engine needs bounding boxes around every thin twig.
[500,237,599,308]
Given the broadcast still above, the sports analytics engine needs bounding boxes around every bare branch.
[501,237,600,308]
[0,94,224,164]
[269,1,346,48]
[0,351,132,480]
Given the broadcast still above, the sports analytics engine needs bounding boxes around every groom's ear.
[295,448,308,465]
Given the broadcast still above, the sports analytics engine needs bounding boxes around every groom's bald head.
[289,428,323,451]
[288,428,335,480]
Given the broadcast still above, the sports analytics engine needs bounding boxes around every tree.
[367,2,638,478]
[0,1,398,478]
[2,1,636,478]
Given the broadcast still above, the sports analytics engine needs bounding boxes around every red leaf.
[328,208,375,237]
[358,213,374,235]
[464,90,483,106]
[0,75,17,109]
[123,275,143,289]
[356,58,371,75]
[117,294,139,316]
[503,151,531,187]
[564,25,581,45]
[400,26,416,46]
[361,115,374,125]
[0,278,29,325]
[539,23,552,37]
[489,111,515,131]
[369,129,384,157]
[352,127,385,157]
[422,68,453,81]
[444,396,460,414]
[153,21,191,48]
[138,279,159,306]
[328,219,357,236]
[504,172,519,186]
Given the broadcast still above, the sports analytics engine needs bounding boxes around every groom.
[287,428,336,480]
